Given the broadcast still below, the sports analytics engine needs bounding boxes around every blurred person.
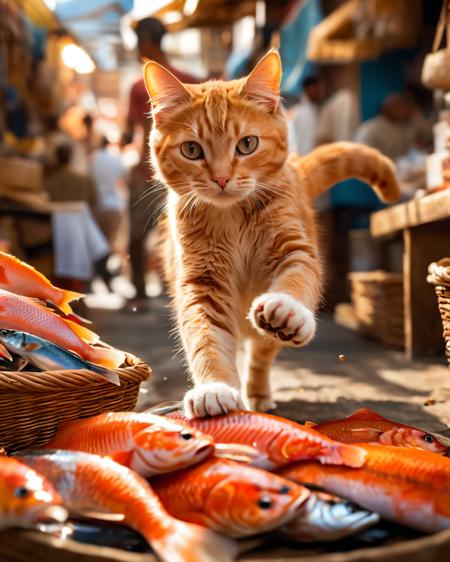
[45,144,114,291]
[354,94,416,161]
[90,136,128,252]
[315,66,359,145]
[123,17,198,312]
[287,76,324,155]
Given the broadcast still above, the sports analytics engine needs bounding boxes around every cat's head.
[144,51,287,208]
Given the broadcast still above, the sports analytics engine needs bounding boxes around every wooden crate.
[349,271,404,348]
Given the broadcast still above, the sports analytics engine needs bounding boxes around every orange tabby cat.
[143,50,400,418]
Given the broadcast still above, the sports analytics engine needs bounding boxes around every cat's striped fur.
[144,51,400,418]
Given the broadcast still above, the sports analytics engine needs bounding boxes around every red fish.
[20,450,237,562]
[160,408,366,469]
[0,456,67,530]
[309,408,449,454]
[0,252,82,314]
[45,412,215,476]
[278,444,450,533]
[151,458,310,538]
[0,290,124,369]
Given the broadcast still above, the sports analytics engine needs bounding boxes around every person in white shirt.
[288,76,324,155]
[90,137,128,251]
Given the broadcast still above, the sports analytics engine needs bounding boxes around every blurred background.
[0,0,449,378]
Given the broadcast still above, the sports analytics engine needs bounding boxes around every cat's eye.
[236,136,258,155]
[180,141,204,160]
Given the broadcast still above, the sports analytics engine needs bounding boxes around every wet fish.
[19,450,237,562]
[0,330,119,385]
[45,411,215,476]
[278,443,450,533]
[0,290,124,369]
[157,407,367,469]
[151,458,310,538]
[0,252,82,315]
[0,456,67,530]
[280,490,379,542]
[308,408,449,455]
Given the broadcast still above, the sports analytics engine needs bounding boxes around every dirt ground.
[88,295,450,438]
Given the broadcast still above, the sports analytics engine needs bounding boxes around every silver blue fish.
[0,330,120,385]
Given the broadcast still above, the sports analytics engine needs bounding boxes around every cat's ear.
[241,50,281,111]
[143,60,189,124]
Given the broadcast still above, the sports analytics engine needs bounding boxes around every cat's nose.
[212,176,230,189]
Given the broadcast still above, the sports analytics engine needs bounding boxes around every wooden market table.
[370,189,450,359]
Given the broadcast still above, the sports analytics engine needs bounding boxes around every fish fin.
[85,363,121,386]
[349,428,383,441]
[108,451,132,467]
[319,443,367,468]
[145,401,184,416]
[213,443,261,464]
[86,346,125,370]
[63,318,100,344]
[304,421,316,427]
[24,343,42,352]
[64,311,93,325]
[55,289,84,315]
[71,509,125,522]
[346,408,386,422]
[151,520,238,562]
[0,344,13,361]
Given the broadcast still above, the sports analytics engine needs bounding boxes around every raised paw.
[249,292,316,347]
[184,382,243,418]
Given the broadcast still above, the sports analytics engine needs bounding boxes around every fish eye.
[280,485,291,494]
[0,330,8,337]
[423,434,434,443]
[180,141,204,160]
[180,430,193,440]
[236,136,258,156]
[257,495,272,509]
[14,486,31,499]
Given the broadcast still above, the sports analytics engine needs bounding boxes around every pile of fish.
[0,252,124,383]
[2,405,450,561]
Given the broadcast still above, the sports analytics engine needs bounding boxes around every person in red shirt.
[124,17,197,312]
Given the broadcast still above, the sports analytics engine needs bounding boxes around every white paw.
[249,292,316,347]
[184,382,243,418]
[247,396,276,412]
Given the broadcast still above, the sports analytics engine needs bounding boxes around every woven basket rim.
[427,258,450,287]
[0,354,151,392]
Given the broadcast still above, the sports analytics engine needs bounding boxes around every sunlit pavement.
[86,290,450,437]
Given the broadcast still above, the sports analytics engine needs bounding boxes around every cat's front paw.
[184,382,243,418]
[249,292,316,347]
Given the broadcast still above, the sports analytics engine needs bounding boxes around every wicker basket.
[427,258,450,367]
[0,355,150,453]
[348,271,404,348]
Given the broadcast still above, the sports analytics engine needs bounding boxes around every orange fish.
[278,443,450,533]
[0,456,67,530]
[152,458,310,538]
[0,252,83,315]
[161,408,366,469]
[45,412,215,476]
[20,450,236,562]
[0,290,124,369]
[308,408,449,454]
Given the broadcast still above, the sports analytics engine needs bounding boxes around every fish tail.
[319,443,366,468]
[88,364,121,386]
[151,520,237,562]
[55,289,84,315]
[87,346,125,369]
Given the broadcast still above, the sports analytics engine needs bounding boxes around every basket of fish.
[427,258,450,368]
[0,404,449,562]
[0,252,150,452]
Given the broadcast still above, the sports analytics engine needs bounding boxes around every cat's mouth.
[200,183,255,207]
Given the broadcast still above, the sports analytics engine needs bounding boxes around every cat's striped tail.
[291,142,401,203]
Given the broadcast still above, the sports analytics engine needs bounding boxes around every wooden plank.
[371,190,450,238]
[403,220,450,359]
